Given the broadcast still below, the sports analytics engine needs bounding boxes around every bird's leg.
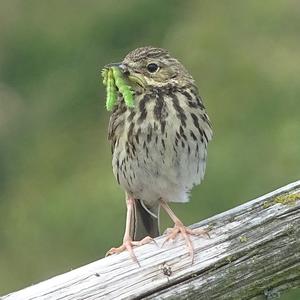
[106,196,153,265]
[160,199,209,262]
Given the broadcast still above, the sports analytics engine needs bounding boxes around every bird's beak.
[104,62,128,74]
[104,62,146,88]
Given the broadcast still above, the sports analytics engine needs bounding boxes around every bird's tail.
[131,200,160,240]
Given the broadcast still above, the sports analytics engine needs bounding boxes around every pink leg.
[160,199,209,263]
[106,196,153,265]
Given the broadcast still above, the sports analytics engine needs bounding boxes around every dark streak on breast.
[137,94,150,124]
[171,93,187,127]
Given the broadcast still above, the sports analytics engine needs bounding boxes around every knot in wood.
[160,263,172,277]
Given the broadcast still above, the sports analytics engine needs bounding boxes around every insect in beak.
[101,64,134,111]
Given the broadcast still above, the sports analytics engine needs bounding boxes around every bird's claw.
[106,235,154,266]
[162,222,210,263]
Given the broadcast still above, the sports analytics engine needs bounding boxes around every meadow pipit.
[103,47,212,263]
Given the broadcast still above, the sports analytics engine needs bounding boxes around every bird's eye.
[146,63,159,73]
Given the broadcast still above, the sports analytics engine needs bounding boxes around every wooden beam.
[2,180,300,300]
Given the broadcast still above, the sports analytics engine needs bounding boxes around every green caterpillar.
[101,66,134,111]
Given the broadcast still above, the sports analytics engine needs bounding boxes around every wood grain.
[2,180,300,300]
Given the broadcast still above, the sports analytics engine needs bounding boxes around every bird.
[104,46,212,263]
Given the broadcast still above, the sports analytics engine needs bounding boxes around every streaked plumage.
[106,47,212,261]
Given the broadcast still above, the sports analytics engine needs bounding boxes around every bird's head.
[110,47,194,90]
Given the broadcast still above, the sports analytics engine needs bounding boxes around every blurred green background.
[0,0,299,298]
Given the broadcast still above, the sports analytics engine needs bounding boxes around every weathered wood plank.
[1,180,300,300]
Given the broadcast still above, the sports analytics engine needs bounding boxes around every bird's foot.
[162,221,210,263]
[106,236,153,266]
